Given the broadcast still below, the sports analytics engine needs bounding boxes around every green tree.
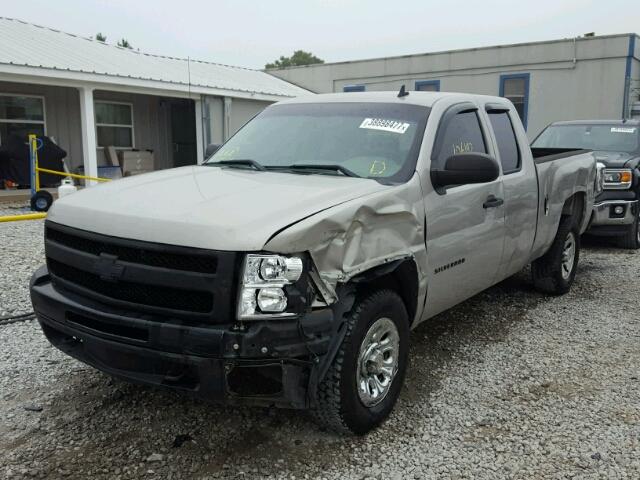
[265,50,324,69]
[95,32,107,42]
[117,38,133,49]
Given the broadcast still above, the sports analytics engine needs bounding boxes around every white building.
[269,33,640,138]
[0,17,308,182]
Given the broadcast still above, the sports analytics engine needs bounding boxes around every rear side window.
[432,110,487,169]
[488,112,521,173]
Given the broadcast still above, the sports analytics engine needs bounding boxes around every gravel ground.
[1,203,639,479]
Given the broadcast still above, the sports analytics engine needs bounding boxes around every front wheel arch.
[349,258,420,327]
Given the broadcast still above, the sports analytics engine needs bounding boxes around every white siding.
[270,34,639,138]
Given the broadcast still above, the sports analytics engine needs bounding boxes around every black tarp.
[0,135,67,187]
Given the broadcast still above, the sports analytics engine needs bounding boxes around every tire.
[618,209,640,249]
[312,289,409,435]
[532,215,580,295]
[30,190,54,212]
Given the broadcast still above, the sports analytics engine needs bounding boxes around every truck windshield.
[206,102,430,183]
[532,124,640,154]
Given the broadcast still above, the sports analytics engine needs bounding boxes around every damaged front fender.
[264,175,428,322]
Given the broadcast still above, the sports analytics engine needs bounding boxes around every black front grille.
[48,259,214,313]
[44,221,238,321]
[46,226,217,274]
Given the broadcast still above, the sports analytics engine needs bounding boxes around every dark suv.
[533,120,640,248]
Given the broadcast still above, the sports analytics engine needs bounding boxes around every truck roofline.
[275,91,513,109]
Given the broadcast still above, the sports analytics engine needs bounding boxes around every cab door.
[421,103,505,318]
[485,105,538,280]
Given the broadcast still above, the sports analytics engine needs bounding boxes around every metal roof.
[0,17,309,99]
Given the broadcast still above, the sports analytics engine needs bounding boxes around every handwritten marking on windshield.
[369,160,387,175]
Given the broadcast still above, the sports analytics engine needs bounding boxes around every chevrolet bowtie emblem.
[95,253,125,282]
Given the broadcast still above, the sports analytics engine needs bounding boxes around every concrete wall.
[627,37,640,117]
[228,98,271,135]
[0,80,83,167]
[270,34,639,138]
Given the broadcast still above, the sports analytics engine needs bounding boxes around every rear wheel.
[312,289,409,435]
[532,215,580,295]
[618,208,640,249]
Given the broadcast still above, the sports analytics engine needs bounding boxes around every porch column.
[223,97,232,141]
[78,86,98,186]
[194,98,204,164]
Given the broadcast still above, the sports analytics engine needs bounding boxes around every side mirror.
[431,153,500,190]
[205,143,222,158]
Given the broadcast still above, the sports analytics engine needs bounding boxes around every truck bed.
[531,147,592,164]
[531,149,597,260]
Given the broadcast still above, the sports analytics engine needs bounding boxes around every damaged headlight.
[237,254,303,319]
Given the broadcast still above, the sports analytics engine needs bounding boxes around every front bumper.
[30,266,335,409]
[587,199,638,234]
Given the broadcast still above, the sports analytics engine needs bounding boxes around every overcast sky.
[3,0,639,69]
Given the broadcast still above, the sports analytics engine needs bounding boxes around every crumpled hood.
[48,166,388,250]
[593,151,640,169]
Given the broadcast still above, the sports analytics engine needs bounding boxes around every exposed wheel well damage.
[562,192,586,228]
[348,258,419,327]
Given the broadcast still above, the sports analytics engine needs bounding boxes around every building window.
[499,73,530,129]
[0,94,46,144]
[343,84,365,92]
[415,80,440,92]
[95,101,134,148]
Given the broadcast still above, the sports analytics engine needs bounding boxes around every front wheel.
[312,289,409,435]
[532,215,580,295]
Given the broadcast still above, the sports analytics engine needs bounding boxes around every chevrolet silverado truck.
[533,119,640,248]
[31,92,598,435]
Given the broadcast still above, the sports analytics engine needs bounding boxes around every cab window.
[432,110,487,170]
[488,111,521,174]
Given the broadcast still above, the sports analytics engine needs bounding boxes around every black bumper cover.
[30,266,338,409]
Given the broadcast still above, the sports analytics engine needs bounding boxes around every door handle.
[483,195,504,209]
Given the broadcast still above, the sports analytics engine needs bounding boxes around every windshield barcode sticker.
[611,127,636,133]
[359,118,410,134]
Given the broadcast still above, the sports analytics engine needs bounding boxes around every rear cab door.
[420,100,505,318]
[484,103,538,280]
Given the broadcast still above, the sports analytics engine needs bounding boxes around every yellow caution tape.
[36,167,110,183]
[0,213,47,223]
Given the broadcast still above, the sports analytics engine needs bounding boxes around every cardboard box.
[120,150,154,176]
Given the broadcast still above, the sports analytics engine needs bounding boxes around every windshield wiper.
[280,164,359,178]
[206,159,266,171]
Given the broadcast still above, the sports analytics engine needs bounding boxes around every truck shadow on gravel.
[581,234,639,254]
[402,268,544,404]
[9,258,606,479]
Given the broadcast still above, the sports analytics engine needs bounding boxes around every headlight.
[237,254,303,319]
[595,162,605,194]
[603,169,633,189]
